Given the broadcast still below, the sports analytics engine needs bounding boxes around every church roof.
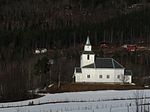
[82,58,124,69]
[82,51,94,54]
[95,58,124,68]
[83,63,95,68]
[86,36,91,45]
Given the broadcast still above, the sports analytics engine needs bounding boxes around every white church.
[73,37,132,84]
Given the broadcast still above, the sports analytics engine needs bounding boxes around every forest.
[0,0,150,101]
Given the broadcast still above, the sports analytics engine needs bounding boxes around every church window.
[87,75,90,78]
[117,75,120,79]
[107,75,110,79]
[87,55,90,60]
[99,75,102,78]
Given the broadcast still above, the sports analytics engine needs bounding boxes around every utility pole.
[73,32,76,48]
[58,64,61,89]
[48,59,54,84]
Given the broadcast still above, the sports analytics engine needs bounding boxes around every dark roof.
[82,51,94,54]
[83,63,95,68]
[75,67,82,73]
[95,58,113,68]
[82,58,124,69]
[113,59,124,68]
[125,70,132,75]
[95,58,124,68]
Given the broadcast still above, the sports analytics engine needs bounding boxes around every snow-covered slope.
[0,90,150,112]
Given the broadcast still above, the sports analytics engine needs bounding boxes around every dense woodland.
[0,0,150,101]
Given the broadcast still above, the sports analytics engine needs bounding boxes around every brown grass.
[46,83,146,93]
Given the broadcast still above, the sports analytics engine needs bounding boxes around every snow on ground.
[0,90,150,112]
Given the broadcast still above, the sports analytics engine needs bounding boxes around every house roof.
[82,58,124,69]
[75,67,82,73]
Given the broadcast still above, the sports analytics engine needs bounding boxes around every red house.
[127,45,137,52]
[100,42,109,48]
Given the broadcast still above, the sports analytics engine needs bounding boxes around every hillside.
[0,0,150,48]
[0,0,150,101]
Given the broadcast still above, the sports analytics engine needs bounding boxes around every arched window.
[87,55,90,60]
[87,75,90,78]
[99,75,102,78]
[107,75,110,79]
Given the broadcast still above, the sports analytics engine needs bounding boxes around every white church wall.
[75,73,82,82]
[75,68,126,83]
[95,69,115,83]
[80,54,95,67]
[84,45,91,51]
[114,69,125,83]
[75,68,131,83]
[79,68,96,82]
[75,68,123,83]
[125,75,132,83]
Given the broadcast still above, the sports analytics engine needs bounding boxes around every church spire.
[86,36,91,45]
[84,36,92,51]
[81,36,95,67]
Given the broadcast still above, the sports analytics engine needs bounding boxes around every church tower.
[80,36,95,67]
